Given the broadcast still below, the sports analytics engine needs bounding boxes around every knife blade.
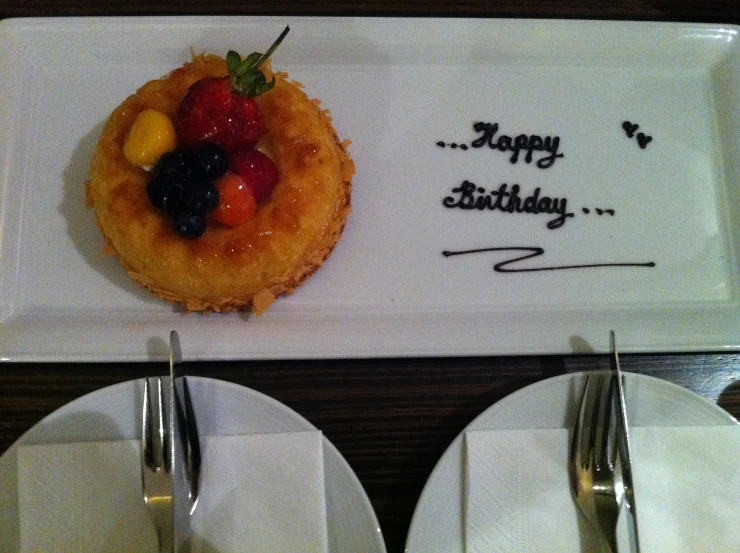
[610,330,641,553]
[169,330,201,552]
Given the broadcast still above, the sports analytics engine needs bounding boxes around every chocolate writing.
[471,122,564,168]
[442,247,656,273]
[443,181,574,229]
[622,121,653,149]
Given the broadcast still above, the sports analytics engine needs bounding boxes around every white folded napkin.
[465,426,740,553]
[17,431,327,553]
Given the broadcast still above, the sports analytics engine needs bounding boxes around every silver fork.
[570,372,622,553]
[142,376,174,553]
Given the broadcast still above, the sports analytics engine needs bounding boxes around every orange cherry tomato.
[212,171,256,227]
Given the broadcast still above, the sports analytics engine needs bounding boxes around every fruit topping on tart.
[128,27,290,239]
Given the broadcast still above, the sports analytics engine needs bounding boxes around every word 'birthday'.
[471,122,564,169]
[443,180,574,229]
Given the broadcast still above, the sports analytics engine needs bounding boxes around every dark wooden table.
[2,2,739,552]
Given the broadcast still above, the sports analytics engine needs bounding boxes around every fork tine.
[142,377,154,471]
[593,373,616,470]
[572,374,592,473]
[143,376,170,473]
[574,374,605,469]
[157,377,170,473]
[591,374,606,468]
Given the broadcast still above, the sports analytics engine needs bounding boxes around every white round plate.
[0,376,386,553]
[405,372,738,553]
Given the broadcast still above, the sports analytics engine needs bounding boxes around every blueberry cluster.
[147,144,228,238]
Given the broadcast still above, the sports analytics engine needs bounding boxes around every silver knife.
[169,330,201,552]
[610,330,641,553]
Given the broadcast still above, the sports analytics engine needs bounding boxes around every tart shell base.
[86,54,354,315]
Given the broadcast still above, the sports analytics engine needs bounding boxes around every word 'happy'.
[471,122,564,168]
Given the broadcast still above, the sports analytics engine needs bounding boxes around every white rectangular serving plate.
[1,16,739,361]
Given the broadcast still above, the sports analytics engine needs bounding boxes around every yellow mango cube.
[123,109,177,168]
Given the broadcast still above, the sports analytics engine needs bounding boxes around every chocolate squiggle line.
[442,247,656,273]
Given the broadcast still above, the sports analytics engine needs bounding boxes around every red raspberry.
[229,150,279,203]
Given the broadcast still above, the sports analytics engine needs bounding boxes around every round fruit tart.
[86,28,354,315]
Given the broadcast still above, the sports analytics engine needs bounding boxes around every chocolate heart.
[637,133,653,149]
[622,121,639,138]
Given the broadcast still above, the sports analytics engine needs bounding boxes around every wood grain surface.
[1,2,740,552]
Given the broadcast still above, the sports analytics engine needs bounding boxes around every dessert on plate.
[86,27,353,315]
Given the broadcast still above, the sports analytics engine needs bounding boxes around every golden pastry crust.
[86,54,353,315]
